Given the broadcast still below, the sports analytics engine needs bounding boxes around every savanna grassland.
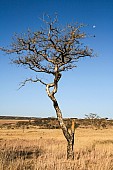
[0,119,113,170]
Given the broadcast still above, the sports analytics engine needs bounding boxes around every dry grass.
[0,128,113,170]
[0,119,31,125]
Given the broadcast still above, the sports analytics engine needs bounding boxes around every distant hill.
[0,116,35,120]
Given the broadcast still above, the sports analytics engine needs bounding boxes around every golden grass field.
[0,120,113,170]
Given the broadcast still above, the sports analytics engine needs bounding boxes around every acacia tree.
[85,113,107,129]
[1,15,94,160]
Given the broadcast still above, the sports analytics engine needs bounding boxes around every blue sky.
[0,0,113,118]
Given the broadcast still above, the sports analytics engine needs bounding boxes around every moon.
[93,25,96,28]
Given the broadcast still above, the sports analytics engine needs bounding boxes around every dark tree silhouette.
[0,14,94,160]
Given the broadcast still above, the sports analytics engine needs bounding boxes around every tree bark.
[67,138,74,160]
[46,83,75,160]
[54,99,75,160]
[53,98,75,160]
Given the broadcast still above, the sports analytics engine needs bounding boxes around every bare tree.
[85,113,100,129]
[0,14,94,160]
[85,113,107,129]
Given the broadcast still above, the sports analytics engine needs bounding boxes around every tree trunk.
[46,80,75,160]
[67,139,74,160]
[55,103,75,160]
[67,122,75,160]
[53,99,75,160]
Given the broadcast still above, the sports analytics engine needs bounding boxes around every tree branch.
[18,77,47,89]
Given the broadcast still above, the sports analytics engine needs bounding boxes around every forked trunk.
[53,99,75,160]
[48,96,75,159]
[55,104,75,160]
[46,80,75,160]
